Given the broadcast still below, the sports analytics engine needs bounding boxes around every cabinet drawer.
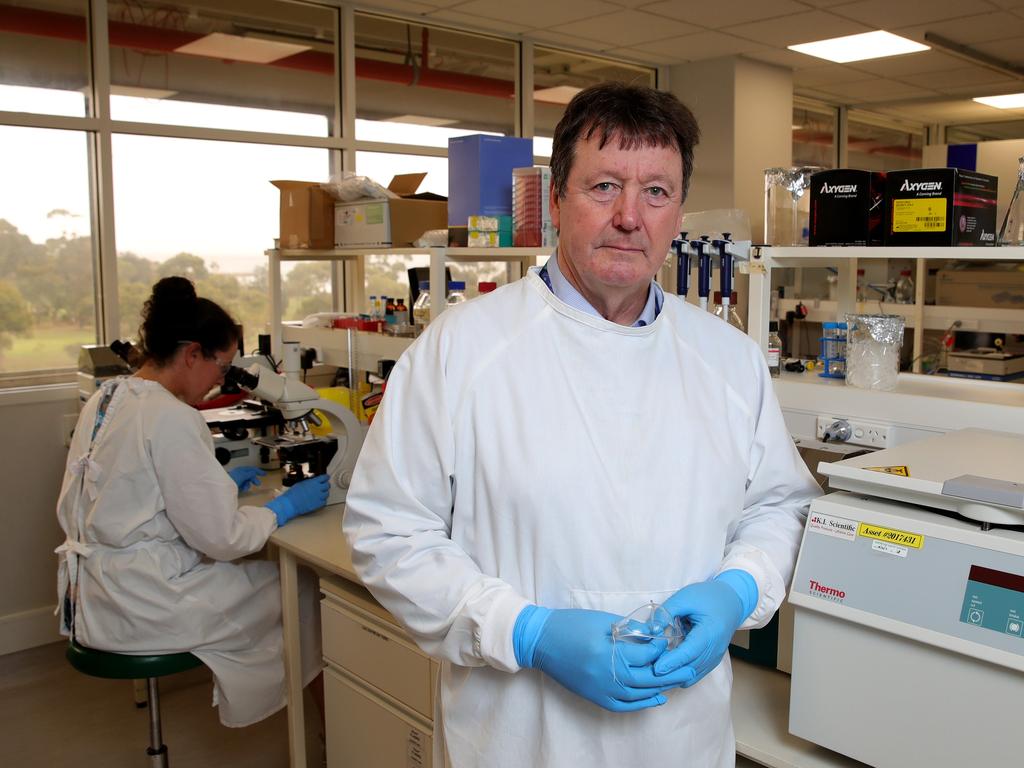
[326,666,432,768]
[321,593,433,717]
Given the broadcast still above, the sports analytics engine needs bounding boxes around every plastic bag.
[413,229,448,247]
[321,171,396,202]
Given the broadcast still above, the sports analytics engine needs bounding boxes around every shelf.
[754,245,1024,267]
[266,246,547,263]
[282,325,413,373]
[732,659,866,768]
[776,299,1024,334]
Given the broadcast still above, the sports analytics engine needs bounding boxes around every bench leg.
[133,678,148,708]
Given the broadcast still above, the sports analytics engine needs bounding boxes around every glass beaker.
[764,166,823,246]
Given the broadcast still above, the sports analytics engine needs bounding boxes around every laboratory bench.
[267,502,862,768]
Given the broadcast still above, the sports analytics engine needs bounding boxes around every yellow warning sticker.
[892,198,946,232]
[864,465,910,477]
[858,522,924,549]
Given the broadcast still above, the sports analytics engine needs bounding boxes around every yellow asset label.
[892,198,946,232]
[864,465,910,477]
[858,522,924,549]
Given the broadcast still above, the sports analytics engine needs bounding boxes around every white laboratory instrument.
[788,428,1024,768]
[230,363,365,506]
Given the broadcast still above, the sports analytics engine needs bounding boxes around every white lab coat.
[56,376,321,727]
[343,269,821,767]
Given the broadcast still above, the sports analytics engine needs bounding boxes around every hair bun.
[151,276,197,304]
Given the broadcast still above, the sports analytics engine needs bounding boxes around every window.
[0,0,91,118]
[847,114,922,172]
[0,126,94,377]
[354,15,516,143]
[107,0,337,137]
[112,134,328,336]
[533,48,655,159]
[792,103,836,169]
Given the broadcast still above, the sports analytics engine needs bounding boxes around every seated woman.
[56,276,326,727]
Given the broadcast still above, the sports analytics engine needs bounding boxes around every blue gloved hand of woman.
[227,466,266,492]
[266,474,330,526]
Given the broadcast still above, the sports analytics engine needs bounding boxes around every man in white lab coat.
[343,82,820,767]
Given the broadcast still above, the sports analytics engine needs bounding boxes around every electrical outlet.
[61,412,79,448]
[816,415,890,449]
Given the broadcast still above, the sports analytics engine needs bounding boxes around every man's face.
[551,132,684,303]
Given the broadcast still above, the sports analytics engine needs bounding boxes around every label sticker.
[807,512,858,542]
[892,198,946,232]
[858,522,924,549]
[871,540,908,558]
[864,465,910,477]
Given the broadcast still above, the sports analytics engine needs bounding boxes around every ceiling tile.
[635,0,806,29]
[895,12,1024,45]
[724,10,871,48]
[840,50,964,77]
[551,10,698,48]
[964,79,1024,98]
[812,77,940,102]
[527,29,609,52]
[631,30,767,61]
[793,63,879,87]
[603,46,680,65]
[452,0,621,28]
[743,43,838,70]
[973,38,1024,65]
[899,68,1023,93]
[827,0,995,27]
[796,0,858,6]
[423,9,535,33]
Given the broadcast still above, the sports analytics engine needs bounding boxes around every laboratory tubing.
[368,295,378,319]
[446,281,467,307]
[767,321,782,378]
[412,281,431,334]
[999,155,1024,246]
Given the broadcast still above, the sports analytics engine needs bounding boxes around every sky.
[0,84,552,275]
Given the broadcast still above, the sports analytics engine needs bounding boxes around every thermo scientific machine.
[788,428,1024,768]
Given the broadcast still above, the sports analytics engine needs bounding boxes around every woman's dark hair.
[550,82,700,202]
[139,276,238,365]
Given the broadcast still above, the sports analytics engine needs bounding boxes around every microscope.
[226,364,366,506]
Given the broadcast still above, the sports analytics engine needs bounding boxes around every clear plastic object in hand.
[611,602,687,684]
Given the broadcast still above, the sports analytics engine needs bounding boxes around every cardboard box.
[884,168,998,247]
[935,267,1024,307]
[448,135,534,230]
[809,169,886,246]
[333,173,447,247]
[272,180,335,249]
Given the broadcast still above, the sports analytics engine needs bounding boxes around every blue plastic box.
[447,135,534,227]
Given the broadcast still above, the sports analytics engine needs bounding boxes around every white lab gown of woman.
[56,376,320,727]
[344,270,822,767]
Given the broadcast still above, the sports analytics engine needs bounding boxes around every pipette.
[713,232,738,318]
[691,235,713,311]
[673,231,691,299]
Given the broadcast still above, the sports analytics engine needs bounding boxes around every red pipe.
[0,3,513,98]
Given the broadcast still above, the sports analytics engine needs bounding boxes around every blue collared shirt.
[540,253,663,327]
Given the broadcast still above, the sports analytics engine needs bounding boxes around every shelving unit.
[265,246,548,364]
[745,246,1024,373]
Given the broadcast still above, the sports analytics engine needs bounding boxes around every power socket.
[816,415,890,449]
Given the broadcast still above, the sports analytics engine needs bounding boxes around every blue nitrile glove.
[227,466,266,492]
[513,605,676,712]
[266,474,330,526]
[652,569,758,686]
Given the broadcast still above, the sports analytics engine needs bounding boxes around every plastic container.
[763,166,822,246]
[818,321,848,379]
[845,314,905,391]
[478,281,497,295]
[1001,155,1024,246]
[713,290,745,332]
[446,281,467,307]
[894,270,915,304]
[412,281,431,334]
[767,321,782,378]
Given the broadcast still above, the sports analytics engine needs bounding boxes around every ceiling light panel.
[789,31,929,63]
[974,93,1024,109]
[175,33,310,64]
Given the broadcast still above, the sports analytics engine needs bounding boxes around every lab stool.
[66,639,203,767]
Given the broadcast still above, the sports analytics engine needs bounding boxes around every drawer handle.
[361,624,390,642]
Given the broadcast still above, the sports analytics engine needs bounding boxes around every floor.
[3,640,766,767]
[1,640,323,767]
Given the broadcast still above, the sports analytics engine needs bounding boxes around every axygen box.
[809,169,886,246]
[884,168,998,247]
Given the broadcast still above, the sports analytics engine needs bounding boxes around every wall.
[924,138,1024,228]
[0,387,78,655]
